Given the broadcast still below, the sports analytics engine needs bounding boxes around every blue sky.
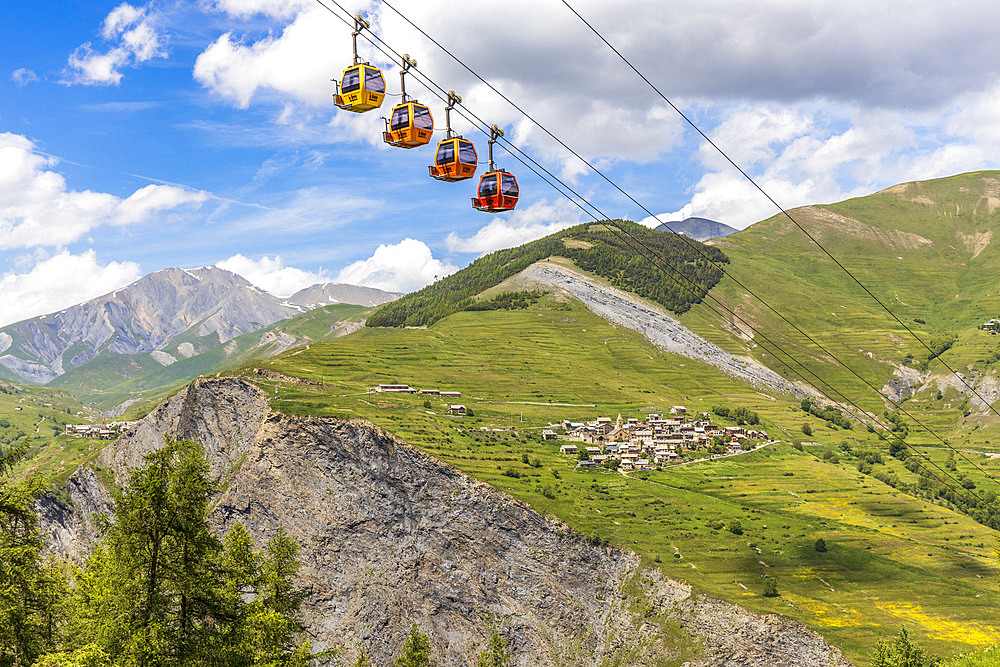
[3,0,1000,326]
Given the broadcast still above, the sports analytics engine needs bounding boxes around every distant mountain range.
[0,267,400,389]
[654,217,739,241]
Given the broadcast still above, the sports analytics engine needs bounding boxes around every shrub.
[762,577,778,597]
[727,520,743,535]
[815,538,827,552]
[801,423,812,436]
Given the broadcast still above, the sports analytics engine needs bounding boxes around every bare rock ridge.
[47,378,850,666]
[521,262,815,398]
[284,282,403,309]
[654,217,739,242]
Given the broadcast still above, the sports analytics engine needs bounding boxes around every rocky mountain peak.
[0,267,399,386]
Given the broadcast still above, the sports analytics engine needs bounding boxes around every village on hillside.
[548,405,770,470]
[64,421,139,439]
[370,384,772,470]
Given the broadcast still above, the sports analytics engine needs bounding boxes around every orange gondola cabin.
[429,91,477,181]
[332,15,385,113]
[430,137,477,181]
[383,54,433,149]
[383,101,434,148]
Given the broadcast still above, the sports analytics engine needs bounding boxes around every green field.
[0,380,106,486]
[238,292,1000,663]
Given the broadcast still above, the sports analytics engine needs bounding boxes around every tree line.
[0,439,516,666]
[367,220,728,328]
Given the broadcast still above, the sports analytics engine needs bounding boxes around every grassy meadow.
[240,292,1000,663]
[0,380,104,486]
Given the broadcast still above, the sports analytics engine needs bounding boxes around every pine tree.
[394,623,433,667]
[476,632,512,667]
[67,437,311,665]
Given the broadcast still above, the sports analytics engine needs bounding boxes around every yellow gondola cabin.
[332,15,385,113]
[334,63,385,113]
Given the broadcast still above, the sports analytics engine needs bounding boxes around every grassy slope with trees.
[243,292,1000,663]
[367,220,727,328]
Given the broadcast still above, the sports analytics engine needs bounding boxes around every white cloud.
[0,250,141,326]
[0,132,208,249]
[445,200,585,254]
[65,2,166,85]
[209,0,312,20]
[216,253,330,296]
[193,5,347,109]
[10,68,38,86]
[647,104,928,228]
[335,238,457,292]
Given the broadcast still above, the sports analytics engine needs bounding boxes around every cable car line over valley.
[366,0,1000,496]
[315,0,1000,520]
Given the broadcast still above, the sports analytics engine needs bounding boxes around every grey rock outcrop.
[43,378,851,666]
[36,467,114,562]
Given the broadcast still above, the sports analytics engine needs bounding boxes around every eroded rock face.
[36,467,113,562]
[41,379,851,666]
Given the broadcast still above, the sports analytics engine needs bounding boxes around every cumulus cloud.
[335,238,457,292]
[11,68,38,86]
[194,4,347,109]
[216,253,330,296]
[0,250,141,326]
[445,200,585,254]
[0,132,208,249]
[65,2,166,85]
[641,104,931,228]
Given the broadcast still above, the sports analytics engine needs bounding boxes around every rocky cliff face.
[45,379,851,666]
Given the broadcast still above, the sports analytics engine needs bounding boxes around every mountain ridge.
[654,216,739,241]
[0,267,399,388]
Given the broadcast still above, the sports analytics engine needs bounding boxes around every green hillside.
[682,171,1000,444]
[238,290,1000,663]
[368,220,727,327]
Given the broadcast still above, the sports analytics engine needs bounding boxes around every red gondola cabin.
[472,170,519,212]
